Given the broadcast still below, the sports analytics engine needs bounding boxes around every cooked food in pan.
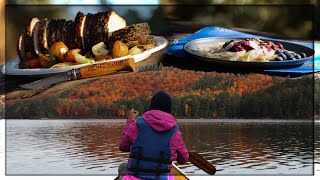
[194,38,307,62]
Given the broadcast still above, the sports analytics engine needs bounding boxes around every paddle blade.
[189,151,216,175]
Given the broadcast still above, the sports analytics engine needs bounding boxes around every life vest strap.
[128,167,170,173]
[134,146,142,175]
[129,154,172,164]
[156,151,165,177]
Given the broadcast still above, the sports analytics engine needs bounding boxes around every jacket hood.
[142,110,177,132]
[148,90,172,114]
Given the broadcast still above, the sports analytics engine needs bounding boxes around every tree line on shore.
[5,68,317,119]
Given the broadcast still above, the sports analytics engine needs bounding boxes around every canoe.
[170,163,189,180]
[115,162,189,180]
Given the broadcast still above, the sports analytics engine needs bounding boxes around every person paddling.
[118,90,189,180]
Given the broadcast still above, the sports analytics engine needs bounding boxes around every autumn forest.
[5,67,318,119]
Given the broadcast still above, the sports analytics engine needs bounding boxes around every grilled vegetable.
[92,42,109,56]
[39,54,57,68]
[128,46,143,55]
[74,53,95,64]
[63,49,81,62]
[112,40,128,58]
[28,59,41,68]
[49,42,68,61]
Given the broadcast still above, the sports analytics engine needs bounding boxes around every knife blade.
[20,73,70,89]
[20,58,136,90]
[137,62,163,72]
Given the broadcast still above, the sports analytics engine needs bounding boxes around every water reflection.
[315,121,320,167]
[6,119,314,175]
[178,120,313,175]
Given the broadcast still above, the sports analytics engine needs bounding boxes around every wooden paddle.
[188,151,216,175]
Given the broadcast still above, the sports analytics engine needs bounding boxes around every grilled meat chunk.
[38,18,51,54]
[17,17,40,66]
[62,20,77,49]
[17,31,27,64]
[47,19,66,48]
[82,11,126,51]
[75,11,86,50]
[32,20,42,56]
[108,22,155,49]
[105,11,127,38]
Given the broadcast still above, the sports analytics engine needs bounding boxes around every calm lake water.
[6,119,317,175]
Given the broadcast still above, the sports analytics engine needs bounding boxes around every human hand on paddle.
[127,109,139,120]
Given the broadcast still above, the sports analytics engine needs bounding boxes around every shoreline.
[3,118,318,122]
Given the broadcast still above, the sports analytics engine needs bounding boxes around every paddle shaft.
[188,151,216,175]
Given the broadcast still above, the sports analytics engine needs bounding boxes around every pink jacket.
[119,110,189,179]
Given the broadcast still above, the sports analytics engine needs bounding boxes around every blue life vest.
[128,116,178,180]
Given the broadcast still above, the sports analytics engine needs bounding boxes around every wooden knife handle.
[79,58,136,79]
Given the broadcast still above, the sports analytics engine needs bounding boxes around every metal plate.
[184,37,314,69]
[2,36,168,75]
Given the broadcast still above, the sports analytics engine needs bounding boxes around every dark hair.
[148,90,172,114]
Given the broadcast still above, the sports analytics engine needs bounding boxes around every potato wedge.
[112,40,128,58]
[49,42,68,61]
